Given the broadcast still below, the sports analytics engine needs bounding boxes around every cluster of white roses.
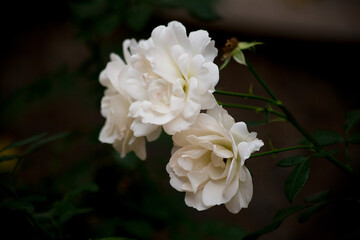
[99,21,264,214]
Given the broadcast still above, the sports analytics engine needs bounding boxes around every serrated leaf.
[285,158,310,202]
[238,41,263,50]
[298,202,327,223]
[232,49,246,65]
[243,205,304,240]
[277,156,307,167]
[0,132,47,153]
[348,132,360,144]
[305,190,331,203]
[345,110,360,133]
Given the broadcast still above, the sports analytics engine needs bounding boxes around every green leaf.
[301,130,343,146]
[0,132,47,153]
[0,154,19,163]
[285,158,310,202]
[277,156,307,167]
[0,200,35,214]
[348,132,360,144]
[305,190,331,203]
[64,183,99,200]
[298,202,327,223]
[243,205,304,240]
[219,57,231,70]
[23,132,69,156]
[232,49,246,65]
[238,41,263,50]
[344,110,360,133]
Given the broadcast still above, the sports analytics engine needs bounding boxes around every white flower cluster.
[99,21,263,213]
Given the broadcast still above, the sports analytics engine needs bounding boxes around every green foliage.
[277,156,307,167]
[285,158,310,203]
[243,205,304,240]
[344,109,360,134]
[301,130,343,146]
[347,132,360,144]
[69,0,219,38]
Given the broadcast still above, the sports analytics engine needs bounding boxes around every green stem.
[245,58,355,177]
[215,90,278,105]
[250,145,314,158]
[218,101,287,119]
[246,59,278,101]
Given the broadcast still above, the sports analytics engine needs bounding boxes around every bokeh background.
[1,0,359,239]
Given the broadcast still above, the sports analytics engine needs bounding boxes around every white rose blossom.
[123,21,219,135]
[166,105,264,213]
[99,45,161,160]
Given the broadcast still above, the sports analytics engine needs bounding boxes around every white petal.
[225,158,237,186]
[130,118,160,138]
[146,125,162,142]
[131,136,146,160]
[230,122,250,142]
[202,179,227,206]
[187,168,209,192]
[166,163,186,192]
[178,157,193,171]
[225,167,253,213]
[185,189,209,211]
[163,114,194,135]
[189,30,217,62]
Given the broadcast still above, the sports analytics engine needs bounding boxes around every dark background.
[0,0,359,239]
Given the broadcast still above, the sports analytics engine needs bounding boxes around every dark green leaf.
[305,190,331,203]
[0,200,35,214]
[64,183,99,200]
[0,132,47,153]
[344,110,360,133]
[311,150,339,158]
[348,132,360,144]
[298,202,327,223]
[0,154,19,163]
[301,130,343,146]
[277,156,307,167]
[285,158,310,202]
[243,205,304,240]
[23,132,69,156]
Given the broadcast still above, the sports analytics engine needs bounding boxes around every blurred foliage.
[0,0,250,239]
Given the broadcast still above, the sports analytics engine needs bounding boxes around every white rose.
[124,21,219,135]
[99,46,161,160]
[166,105,264,213]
